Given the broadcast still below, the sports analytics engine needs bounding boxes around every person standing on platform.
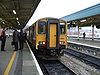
[83,32,86,40]
[13,28,19,51]
[19,29,25,50]
[23,30,27,40]
[1,28,6,51]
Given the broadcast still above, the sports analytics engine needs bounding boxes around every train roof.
[39,17,58,20]
[24,17,66,29]
[38,17,66,22]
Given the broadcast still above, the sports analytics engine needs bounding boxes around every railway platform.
[0,37,43,75]
[68,38,100,48]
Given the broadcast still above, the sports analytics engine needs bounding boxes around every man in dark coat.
[13,28,19,51]
[23,30,27,40]
[19,29,25,50]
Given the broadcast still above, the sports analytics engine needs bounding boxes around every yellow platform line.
[4,52,17,75]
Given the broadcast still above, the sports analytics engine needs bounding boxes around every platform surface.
[0,37,41,75]
[68,38,100,48]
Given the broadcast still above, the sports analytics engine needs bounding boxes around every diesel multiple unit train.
[26,18,67,59]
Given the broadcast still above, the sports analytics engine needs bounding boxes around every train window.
[60,23,66,34]
[38,21,46,34]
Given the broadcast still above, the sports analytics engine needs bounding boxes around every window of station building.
[38,21,46,34]
[60,23,66,34]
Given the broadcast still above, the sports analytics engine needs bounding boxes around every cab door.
[49,24,57,47]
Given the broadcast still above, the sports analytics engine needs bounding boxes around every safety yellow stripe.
[4,52,17,75]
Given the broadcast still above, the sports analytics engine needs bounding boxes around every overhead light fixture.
[13,10,16,14]
[80,19,86,22]
[17,21,19,24]
[16,17,18,20]
[17,21,20,25]
[18,23,20,25]
[73,22,75,24]
[0,18,2,20]
[3,22,5,24]
[60,22,65,25]
[67,23,70,24]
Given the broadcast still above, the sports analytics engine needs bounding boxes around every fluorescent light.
[60,22,65,25]
[18,23,20,25]
[0,18,2,20]
[80,19,86,22]
[13,10,16,14]
[67,23,70,24]
[16,17,18,20]
[73,22,75,24]
[17,21,20,25]
[17,21,19,24]
[2,22,4,24]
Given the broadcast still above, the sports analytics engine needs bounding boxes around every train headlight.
[59,41,65,44]
[43,42,45,44]
[39,41,45,45]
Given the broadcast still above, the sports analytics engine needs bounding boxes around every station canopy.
[0,0,41,29]
[61,3,100,26]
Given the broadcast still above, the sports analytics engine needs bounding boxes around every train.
[26,17,68,59]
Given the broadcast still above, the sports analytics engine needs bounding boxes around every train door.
[47,19,60,49]
[49,24,57,47]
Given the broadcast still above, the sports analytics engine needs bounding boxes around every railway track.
[68,42,100,58]
[38,59,76,75]
[64,49,100,69]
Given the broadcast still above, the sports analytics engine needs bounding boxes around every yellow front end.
[35,19,47,49]
[59,35,67,49]
[36,34,46,49]
[59,21,68,49]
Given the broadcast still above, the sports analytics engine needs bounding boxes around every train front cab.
[36,19,67,56]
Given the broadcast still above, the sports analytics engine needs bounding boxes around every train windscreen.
[38,21,46,34]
